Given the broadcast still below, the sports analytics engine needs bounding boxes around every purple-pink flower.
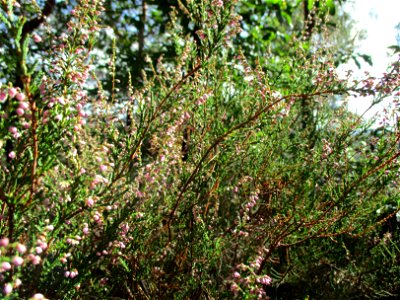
[8,88,17,98]
[32,34,42,43]
[1,262,12,272]
[256,275,272,285]
[3,283,12,295]
[0,91,7,103]
[12,256,24,266]
[16,108,24,116]
[8,126,17,134]
[212,0,224,7]
[19,101,29,109]
[14,279,22,288]
[15,92,26,101]
[30,293,48,300]
[16,243,27,254]
[0,238,9,247]
[86,197,94,207]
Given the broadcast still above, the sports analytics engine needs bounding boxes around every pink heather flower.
[0,91,7,103]
[30,293,47,300]
[16,243,27,254]
[12,256,24,266]
[233,271,241,278]
[32,34,42,43]
[14,279,22,288]
[0,238,9,247]
[212,0,223,7]
[230,282,239,293]
[3,283,12,295]
[19,101,29,109]
[57,96,65,105]
[8,151,16,159]
[32,255,41,265]
[66,238,79,245]
[16,108,24,116]
[75,47,84,54]
[64,271,70,278]
[86,197,94,207]
[256,275,272,285]
[45,225,54,231]
[15,92,26,101]
[238,230,249,237]
[77,90,86,98]
[70,270,78,278]
[90,175,109,189]
[8,88,17,98]
[28,254,41,265]
[196,30,206,40]
[39,83,46,92]
[82,227,89,235]
[1,262,12,271]
[38,240,47,250]
[8,126,17,134]
[99,165,107,172]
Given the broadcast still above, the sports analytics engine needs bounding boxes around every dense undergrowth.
[0,0,400,299]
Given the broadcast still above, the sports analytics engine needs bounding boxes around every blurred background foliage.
[1,0,399,299]
[1,0,372,87]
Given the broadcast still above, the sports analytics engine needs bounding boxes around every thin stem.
[28,79,39,206]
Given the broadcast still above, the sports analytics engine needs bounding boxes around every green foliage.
[0,0,400,299]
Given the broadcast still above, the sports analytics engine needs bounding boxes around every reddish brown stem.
[24,77,39,206]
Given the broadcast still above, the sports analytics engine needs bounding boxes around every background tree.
[0,0,399,299]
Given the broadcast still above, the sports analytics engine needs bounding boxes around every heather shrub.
[0,0,399,299]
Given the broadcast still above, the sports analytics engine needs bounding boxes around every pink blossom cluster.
[321,138,333,159]
[244,191,260,212]
[211,0,224,7]
[60,252,72,264]
[224,14,243,45]
[64,269,79,279]
[196,92,212,105]
[229,260,271,299]
[90,174,109,190]
[0,86,32,153]
[0,238,46,296]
